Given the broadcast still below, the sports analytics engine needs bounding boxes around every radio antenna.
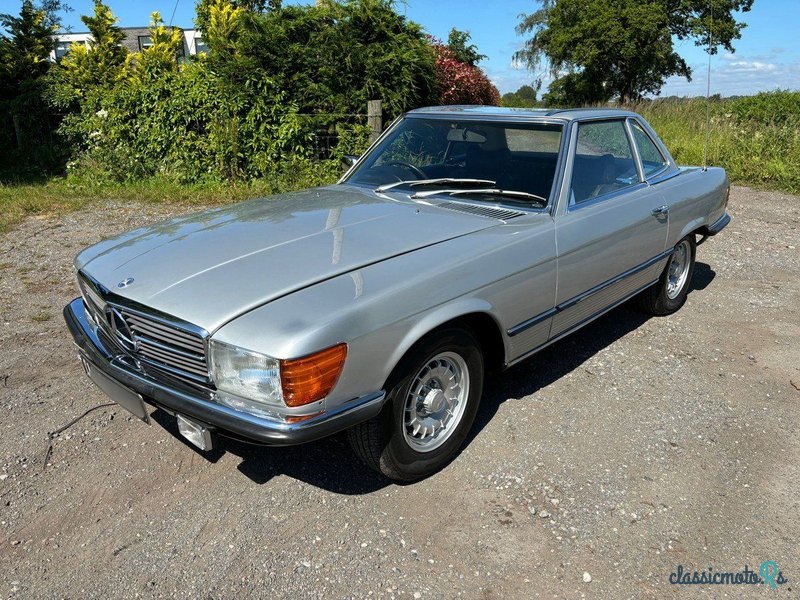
[703,1,714,171]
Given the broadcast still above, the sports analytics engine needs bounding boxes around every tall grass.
[629,91,800,193]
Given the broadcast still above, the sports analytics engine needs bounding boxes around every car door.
[550,118,670,339]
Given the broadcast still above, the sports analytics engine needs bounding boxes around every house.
[51,26,207,61]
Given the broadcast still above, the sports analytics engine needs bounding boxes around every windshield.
[346,117,564,203]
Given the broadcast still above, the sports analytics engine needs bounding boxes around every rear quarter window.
[505,128,562,154]
[630,120,668,178]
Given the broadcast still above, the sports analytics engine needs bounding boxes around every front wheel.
[347,327,484,481]
[637,235,696,316]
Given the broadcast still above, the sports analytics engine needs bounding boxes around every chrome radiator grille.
[77,272,210,386]
[121,309,209,382]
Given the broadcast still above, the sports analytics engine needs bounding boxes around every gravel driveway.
[0,186,798,598]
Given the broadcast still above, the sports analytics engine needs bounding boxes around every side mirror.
[341,154,360,169]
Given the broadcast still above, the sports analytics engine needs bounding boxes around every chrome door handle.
[651,205,669,215]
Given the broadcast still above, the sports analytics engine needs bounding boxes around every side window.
[630,120,668,178]
[571,120,638,205]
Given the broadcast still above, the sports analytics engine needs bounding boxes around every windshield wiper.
[411,188,548,206]
[375,178,495,193]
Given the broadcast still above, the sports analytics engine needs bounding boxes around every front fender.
[378,297,507,384]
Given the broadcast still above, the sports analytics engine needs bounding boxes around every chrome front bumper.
[63,298,385,446]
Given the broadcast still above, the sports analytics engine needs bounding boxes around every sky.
[7,0,799,97]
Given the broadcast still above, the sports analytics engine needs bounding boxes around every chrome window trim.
[546,119,571,216]
[405,113,569,126]
[644,164,671,181]
[567,182,649,212]
[646,168,681,186]
[337,114,405,183]
[554,120,578,216]
[627,117,671,183]
[624,118,646,183]
[631,116,678,171]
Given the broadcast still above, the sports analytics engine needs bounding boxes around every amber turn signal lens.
[280,344,347,407]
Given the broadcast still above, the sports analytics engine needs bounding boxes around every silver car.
[64,107,730,480]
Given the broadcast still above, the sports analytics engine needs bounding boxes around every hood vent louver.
[435,201,525,221]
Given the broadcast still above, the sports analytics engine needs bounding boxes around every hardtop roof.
[407,105,640,122]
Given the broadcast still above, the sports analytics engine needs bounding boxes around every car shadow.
[467,262,715,446]
[467,304,650,448]
[691,261,716,292]
[150,408,387,494]
[151,265,715,494]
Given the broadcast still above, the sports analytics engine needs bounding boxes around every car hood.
[77,185,499,332]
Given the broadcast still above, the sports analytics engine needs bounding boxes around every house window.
[54,41,71,59]
[194,36,209,54]
[54,39,86,59]
[138,36,153,51]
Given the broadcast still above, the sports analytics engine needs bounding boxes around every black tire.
[637,234,696,316]
[347,327,484,481]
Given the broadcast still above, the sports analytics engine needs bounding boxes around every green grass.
[0,163,339,233]
[628,92,800,193]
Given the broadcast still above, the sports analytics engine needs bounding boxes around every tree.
[59,0,127,91]
[446,28,486,66]
[0,0,54,94]
[195,0,281,32]
[515,0,754,104]
[132,12,185,80]
[202,0,438,118]
[0,0,57,163]
[37,0,72,30]
[500,83,540,107]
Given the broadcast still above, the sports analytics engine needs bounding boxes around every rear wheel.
[637,235,696,316]
[347,327,484,481]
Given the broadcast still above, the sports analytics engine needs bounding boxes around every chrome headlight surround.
[208,339,284,416]
[209,339,348,418]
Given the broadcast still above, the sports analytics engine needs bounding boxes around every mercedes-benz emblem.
[117,277,135,288]
[105,306,139,353]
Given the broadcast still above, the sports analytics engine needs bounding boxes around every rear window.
[505,128,562,153]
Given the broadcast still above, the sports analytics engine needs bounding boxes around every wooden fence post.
[367,100,383,143]
[12,114,23,149]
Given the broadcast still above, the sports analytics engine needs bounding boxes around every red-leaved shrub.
[432,42,500,106]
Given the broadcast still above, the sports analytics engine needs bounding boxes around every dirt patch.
[0,188,798,598]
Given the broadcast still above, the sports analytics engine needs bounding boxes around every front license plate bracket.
[81,356,150,423]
